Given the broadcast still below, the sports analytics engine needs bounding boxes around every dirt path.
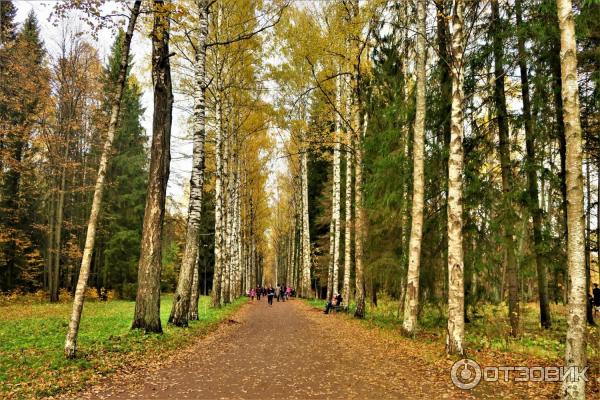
[75,299,561,399]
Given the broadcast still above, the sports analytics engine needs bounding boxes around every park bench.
[324,302,344,314]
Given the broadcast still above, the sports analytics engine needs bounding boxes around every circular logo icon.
[451,359,482,390]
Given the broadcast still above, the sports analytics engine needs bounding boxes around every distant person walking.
[275,285,281,302]
[267,285,275,306]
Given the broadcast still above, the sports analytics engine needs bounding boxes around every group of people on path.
[248,284,294,306]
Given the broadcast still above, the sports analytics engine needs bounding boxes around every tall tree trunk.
[288,229,294,286]
[555,0,587,397]
[250,199,256,288]
[350,0,366,319]
[212,91,224,307]
[516,0,551,329]
[252,219,258,287]
[353,109,366,318]
[232,165,241,296]
[51,152,68,303]
[45,192,55,292]
[132,0,173,333]
[342,135,353,307]
[296,220,301,290]
[332,74,342,298]
[585,158,591,301]
[64,0,141,358]
[188,251,201,320]
[327,203,335,300]
[398,0,412,274]
[342,73,353,307]
[169,0,208,327]
[402,0,426,334]
[222,132,232,303]
[446,0,465,356]
[491,0,519,337]
[47,191,56,296]
[327,72,343,301]
[236,165,242,295]
[436,0,452,302]
[301,134,311,297]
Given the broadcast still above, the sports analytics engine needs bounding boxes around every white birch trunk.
[342,71,353,307]
[169,0,208,326]
[353,108,367,318]
[556,0,587,397]
[64,0,141,358]
[223,133,232,303]
[288,230,294,286]
[211,92,224,307]
[332,72,342,298]
[446,0,466,356]
[188,251,201,320]
[234,167,242,296]
[301,135,311,297]
[402,0,426,334]
[350,0,366,318]
[327,208,335,300]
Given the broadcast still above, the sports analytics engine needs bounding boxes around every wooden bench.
[324,303,342,314]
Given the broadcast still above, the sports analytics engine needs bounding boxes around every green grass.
[0,294,246,399]
[303,296,600,363]
[305,298,327,310]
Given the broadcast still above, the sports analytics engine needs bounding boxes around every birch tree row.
[0,0,596,397]
[269,1,595,398]
[53,0,276,355]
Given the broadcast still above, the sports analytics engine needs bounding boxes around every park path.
[76,299,557,400]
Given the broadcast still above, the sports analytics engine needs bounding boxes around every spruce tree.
[99,31,148,298]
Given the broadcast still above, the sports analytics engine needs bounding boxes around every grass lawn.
[305,297,600,364]
[0,294,246,399]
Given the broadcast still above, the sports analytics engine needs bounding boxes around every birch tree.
[212,91,224,306]
[327,72,342,300]
[347,0,366,319]
[342,68,353,307]
[222,126,232,302]
[169,0,209,327]
[555,0,587,397]
[402,0,426,334]
[188,252,201,320]
[301,130,312,297]
[64,0,141,358]
[353,102,366,318]
[446,0,466,356]
[332,73,342,298]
